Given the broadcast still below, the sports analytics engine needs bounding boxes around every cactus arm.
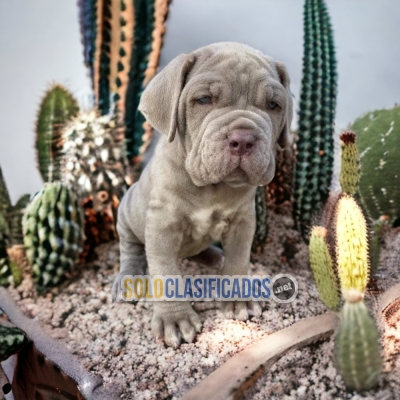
[309,226,341,310]
[339,131,360,196]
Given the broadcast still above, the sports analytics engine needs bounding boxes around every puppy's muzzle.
[229,130,257,157]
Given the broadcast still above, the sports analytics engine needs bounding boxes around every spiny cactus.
[0,165,30,247]
[309,226,340,310]
[335,297,381,391]
[339,131,359,196]
[62,110,129,211]
[350,106,400,224]
[252,186,268,253]
[23,182,83,291]
[0,323,28,362]
[293,0,337,237]
[125,0,171,163]
[36,84,79,183]
[0,236,12,287]
[335,194,370,294]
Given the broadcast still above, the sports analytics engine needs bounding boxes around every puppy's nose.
[229,131,256,156]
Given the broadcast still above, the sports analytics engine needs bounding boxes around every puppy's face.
[139,42,293,187]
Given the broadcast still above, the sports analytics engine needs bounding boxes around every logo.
[271,274,298,303]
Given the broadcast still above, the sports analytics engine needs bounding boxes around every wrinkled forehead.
[187,47,280,89]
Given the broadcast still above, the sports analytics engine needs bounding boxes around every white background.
[0,0,399,202]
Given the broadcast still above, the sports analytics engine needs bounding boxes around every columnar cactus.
[252,186,268,253]
[124,0,171,162]
[350,105,400,224]
[335,296,381,391]
[308,129,381,390]
[78,0,171,164]
[22,182,84,291]
[293,0,337,237]
[35,85,79,182]
[0,236,12,287]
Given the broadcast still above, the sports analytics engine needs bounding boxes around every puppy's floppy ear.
[138,53,196,143]
[274,61,293,149]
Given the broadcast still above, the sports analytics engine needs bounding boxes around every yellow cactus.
[335,194,370,293]
[309,226,341,310]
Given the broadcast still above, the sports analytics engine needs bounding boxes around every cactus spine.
[350,106,400,224]
[23,182,83,291]
[335,298,381,391]
[35,85,79,182]
[293,0,337,236]
[309,226,340,310]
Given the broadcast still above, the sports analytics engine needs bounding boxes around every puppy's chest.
[185,207,233,242]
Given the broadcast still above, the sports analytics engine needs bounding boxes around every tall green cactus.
[335,299,381,391]
[23,182,83,291]
[252,186,268,253]
[350,106,400,224]
[36,84,79,182]
[294,0,337,237]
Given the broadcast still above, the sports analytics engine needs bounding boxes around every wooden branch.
[181,311,339,400]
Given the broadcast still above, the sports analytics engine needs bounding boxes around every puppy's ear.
[138,53,196,143]
[275,61,293,149]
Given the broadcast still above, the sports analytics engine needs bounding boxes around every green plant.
[36,84,79,182]
[293,0,337,237]
[335,296,381,391]
[0,165,30,247]
[350,105,400,224]
[252,186,268,253]
[0,323,28,362]
[22,182,84,291]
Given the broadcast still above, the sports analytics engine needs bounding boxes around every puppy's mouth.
[223,164,250,185]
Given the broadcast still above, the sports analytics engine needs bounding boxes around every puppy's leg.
[187,245,224,269]
[221,215,263,320]
[112,216,147,302]
[145,212,202,348]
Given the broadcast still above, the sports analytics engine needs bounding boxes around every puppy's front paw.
[152,302,202,348]
[222,300,263,320]
[111,267,140,303]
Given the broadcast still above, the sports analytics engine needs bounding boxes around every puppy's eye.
[268,101,279,110]
[196,96,212,105]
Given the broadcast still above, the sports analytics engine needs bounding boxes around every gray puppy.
[112,42,293,347]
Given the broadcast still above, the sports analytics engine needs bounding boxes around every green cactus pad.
[309,226,341,310]
[351,106,400,223]
[335,300,381,391]
[340,131,360,196]
[36,85,79,183]
[23,182,83,291]
[0,324,28,362]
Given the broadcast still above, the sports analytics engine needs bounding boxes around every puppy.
[112,42,293,347]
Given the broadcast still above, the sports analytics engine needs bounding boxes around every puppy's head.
[139,42,293,187]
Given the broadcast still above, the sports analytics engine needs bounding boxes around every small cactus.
[62,111,129,211]
[339,131,360,196]
[23,182,84,291]
[35,85,79,182]
[293,0,337,237]
[0,237,12,287]
[309,226,340,310]
[351,106,400,224]
[335,298,381,391]
[0,323,28,362]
